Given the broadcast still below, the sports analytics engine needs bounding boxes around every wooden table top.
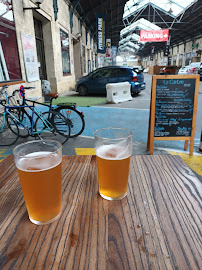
[0,155,201,270]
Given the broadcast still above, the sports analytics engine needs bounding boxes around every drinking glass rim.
[94,127,133,140]
[13,140,62,159]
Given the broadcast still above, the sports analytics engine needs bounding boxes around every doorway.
[34,18,47,80]
[73,38,81,80]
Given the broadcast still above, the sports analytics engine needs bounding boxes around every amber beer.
[14,140,62,225]
[95,128,132,200]
[17,152,62,223]
[96,145,131,200]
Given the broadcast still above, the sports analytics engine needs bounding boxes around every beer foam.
[17,151,61,172]
[96,145,130,160]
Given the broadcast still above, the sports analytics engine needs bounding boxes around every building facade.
[142,36,202,71]
[0,0,97,98]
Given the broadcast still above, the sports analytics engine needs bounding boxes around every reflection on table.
[0,155,201,269]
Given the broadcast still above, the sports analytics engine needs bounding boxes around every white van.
[188,62,202,74]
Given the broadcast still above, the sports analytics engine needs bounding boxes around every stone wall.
[11,0,96,98]
[142,36,202,69]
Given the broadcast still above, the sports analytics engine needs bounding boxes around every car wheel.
[78,85,88,96]
[165,71,170,75]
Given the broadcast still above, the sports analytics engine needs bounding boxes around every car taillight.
[132,75,137,82]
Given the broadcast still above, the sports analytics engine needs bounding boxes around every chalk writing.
[155,79,195,137]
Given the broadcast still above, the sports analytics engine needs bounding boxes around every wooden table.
[0,155,201,269]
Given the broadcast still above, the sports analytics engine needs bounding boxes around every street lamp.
[23,0,44,11]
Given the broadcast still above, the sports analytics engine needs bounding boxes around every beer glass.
[13,140,62,225]
[95,128,133,200]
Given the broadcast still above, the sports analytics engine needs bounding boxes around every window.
[60,29,70,75]
[173,55,177,66]
[109,69,120,77]
[0,0,22,82]
[119,68,129,76]
[82,45,86,73]
[91,69,111,78]
[179,54,183,67]
[185,52,191,66]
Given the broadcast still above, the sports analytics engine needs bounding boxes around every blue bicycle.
[0,103,71,146]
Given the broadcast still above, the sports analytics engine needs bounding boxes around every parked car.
[76,66,145,96]
[188,62,202,74]
[159,66,178,75]
[178,65,190,75]
[198,63,202,81]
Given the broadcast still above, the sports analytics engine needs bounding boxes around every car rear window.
[109,69,120,77]
[119,68,130,76]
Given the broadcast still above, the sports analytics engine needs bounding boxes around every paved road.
[71,73,202,155]
[1,74,201,180]
[1,74,202,157]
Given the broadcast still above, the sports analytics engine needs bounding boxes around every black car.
[76,66,145,96]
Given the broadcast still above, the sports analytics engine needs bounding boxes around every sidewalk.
[0,74,201,180]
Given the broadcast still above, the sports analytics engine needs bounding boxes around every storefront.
[0,0,96,98]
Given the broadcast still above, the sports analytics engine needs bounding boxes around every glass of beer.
[95,127,133,200]
[13,140,62,225]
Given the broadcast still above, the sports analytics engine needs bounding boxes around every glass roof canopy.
[120,18,161,38]
[118,0,197,53]
[0,1,13,22]
[123,0,196,18]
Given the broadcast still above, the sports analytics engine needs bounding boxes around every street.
[1,74,201,157]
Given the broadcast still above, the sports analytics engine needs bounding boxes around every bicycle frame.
[5,105,54,136]
[0,86,10,105]
[0,112,6,132]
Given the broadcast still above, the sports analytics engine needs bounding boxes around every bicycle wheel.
[0,113,3,129]
[34,111,70,144]
[7,108,32,138]
[0,114,19,146]
[8,96,17,106]
[55,106,85,138]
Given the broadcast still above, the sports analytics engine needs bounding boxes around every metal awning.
[69,0,202,55]
[120,0,202,56]
[68,0,127,47]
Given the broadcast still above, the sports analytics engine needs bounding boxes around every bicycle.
[0,102,71,146]
[48,97,85,138]
[0,109,19,146]
[0,85,16,111]
[0,85,35,138]
[13,87,85,138]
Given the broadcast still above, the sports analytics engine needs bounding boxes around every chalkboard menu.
[147,75,199,156]
[155,78,195,137]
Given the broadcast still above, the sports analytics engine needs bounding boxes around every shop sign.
[192,43,198,49]
[105,39,112,62]
[21,32,39,82]
[140,29,169,42]
[96,14,106,54]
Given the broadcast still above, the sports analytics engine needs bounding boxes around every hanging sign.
[147,75,199,156]
[96,14,106,54]
[21,32,40,82]
[140,29,169,42]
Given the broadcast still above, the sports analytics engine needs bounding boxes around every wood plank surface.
[0,155,201,270]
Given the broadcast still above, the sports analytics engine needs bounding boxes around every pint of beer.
[13,140,62,225]
[95,128,133,200]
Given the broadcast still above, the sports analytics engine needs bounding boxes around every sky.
[123,0,197,18]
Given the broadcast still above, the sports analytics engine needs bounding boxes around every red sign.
[140,29,169,42]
